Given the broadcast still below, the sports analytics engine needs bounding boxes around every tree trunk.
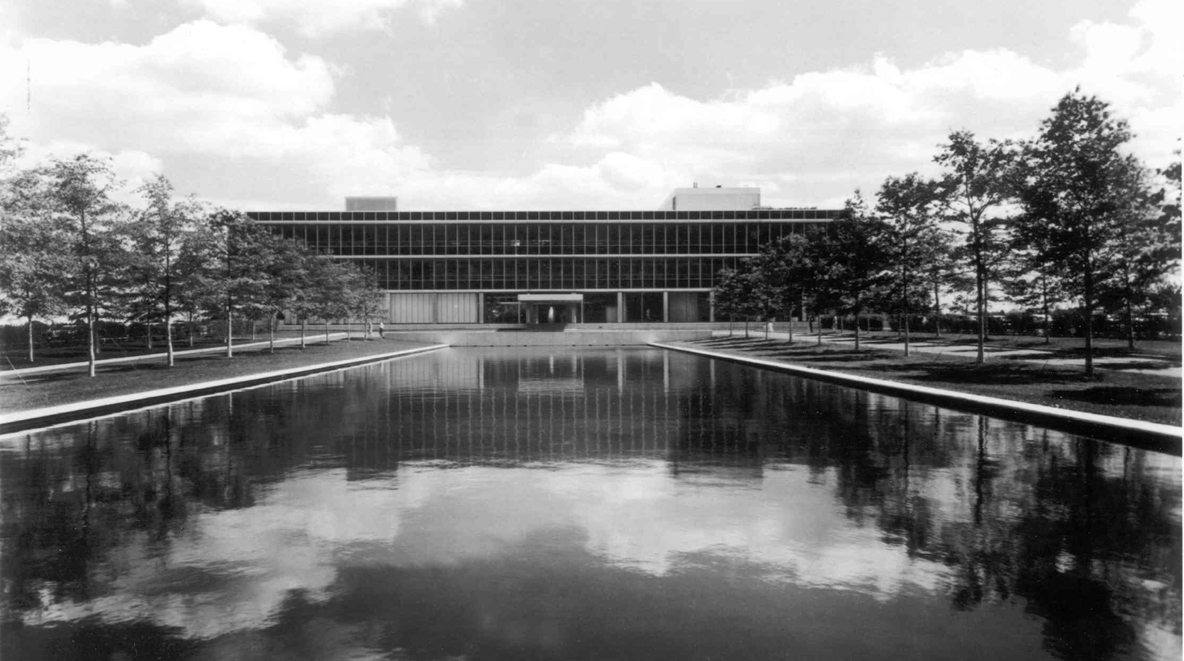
[1084,255,1094,377]
[325,320,331,345]
[269,318,276,354]
[854,311,861,351]
[1124,271,1136,350]
[87,304,96,378]
[82,207,97,377]
[147,321,153,350]
[226,311,234,358]
[744,319,750,338]
[166,318,174,367]
[903,268,911,357]
[933,280,942,338]
[977,270,987,362]
[301,318,307,349]
[1042,277,1051,345]
[974,235,986,364]
[26,314,35,363]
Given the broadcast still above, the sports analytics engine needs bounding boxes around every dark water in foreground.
[0,348,1179,661]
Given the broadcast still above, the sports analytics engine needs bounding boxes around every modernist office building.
[249,188,840,324]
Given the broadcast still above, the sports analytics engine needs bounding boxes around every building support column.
[617,291,625,323]
[662,291,669,323]
[708,292,715,322]
[478,292,485,324]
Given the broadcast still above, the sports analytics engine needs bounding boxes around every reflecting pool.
[1,348,1180,660]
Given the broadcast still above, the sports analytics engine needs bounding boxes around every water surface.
[1,348,1179,660]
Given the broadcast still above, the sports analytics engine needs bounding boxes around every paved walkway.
[712,331,1182,378]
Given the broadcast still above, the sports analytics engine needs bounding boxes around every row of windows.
[353,257,741,291]
[249,209,841,222]
[267,222,822,256]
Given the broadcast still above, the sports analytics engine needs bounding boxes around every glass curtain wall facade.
[249,209,839,323]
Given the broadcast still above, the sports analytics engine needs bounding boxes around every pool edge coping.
[651,341,1182,455]
[0,344,449,436]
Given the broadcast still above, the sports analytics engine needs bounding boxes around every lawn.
[687,335,1182,426]
[0,337,432,415]
[0,328,374,371]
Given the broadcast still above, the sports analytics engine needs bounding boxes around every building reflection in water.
[0,348,1179,661]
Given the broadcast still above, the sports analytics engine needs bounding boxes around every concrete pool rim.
[0,344,448,436]
[651,341,1182,455]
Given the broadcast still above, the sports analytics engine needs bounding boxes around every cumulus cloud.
[0,21,430,206]
[3,21,334,141]
[27,462,959,640]
[0,0,1178,211]
[562,14,1178,210]
[186,0,463,36]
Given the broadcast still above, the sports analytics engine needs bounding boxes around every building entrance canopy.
[517,293,584,304]
[517,293,584,324]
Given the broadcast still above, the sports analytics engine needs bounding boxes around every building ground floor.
[382,291,716,324]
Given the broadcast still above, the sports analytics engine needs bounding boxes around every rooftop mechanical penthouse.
[249,188,841,324]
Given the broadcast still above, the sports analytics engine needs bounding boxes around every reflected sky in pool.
[1,348,1179,660]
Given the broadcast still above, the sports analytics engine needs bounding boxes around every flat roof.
[248,209,842,222]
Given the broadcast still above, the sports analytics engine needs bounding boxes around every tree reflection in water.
[1,348,1179,661]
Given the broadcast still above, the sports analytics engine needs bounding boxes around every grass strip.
[0,338,432,415]
[685,336,1182,426]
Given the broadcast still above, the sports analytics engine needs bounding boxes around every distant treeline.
[0,116,383,375]
[712,89,1181,374]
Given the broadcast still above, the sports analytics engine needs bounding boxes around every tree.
[713,266,744,336]
[1,134,68,364]
[919,227,963,338]
[759,235,800,343]
[174,220,224,347]
[0,115,21,166]
[124,175,207,366]
[760,229,834,343]
[816,192,892,352]
[345,264,385,339]
[935,131,1017,361]
[307,255,354,344]
[712,259,776,338]
[876,174,943,356]
[45,154,124,377]
[1014,89,1154,375]
[205,210,275,358]
[1095,164,1172,348]
[1002,224,1067,344]
[254,231,320,353]
[739,256,781,339]
[0,171,69,363]
[1153,156,1181,256]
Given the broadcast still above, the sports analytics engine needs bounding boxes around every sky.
[0,0,1179,211]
